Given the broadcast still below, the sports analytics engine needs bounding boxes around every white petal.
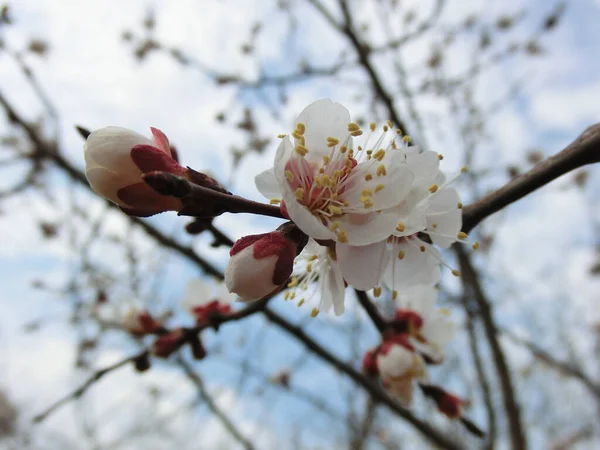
[397,285,438,313]
[338,212,398,246]
[344,153,414,211]
[181,279,213,310]
[295,99,351,154]
[85,167,136,205]
[280,180,334,241]
[85,126,153,173]
[336,241,387,290]
[427,208,462,248]
[225,247,279,302]
[255,168,282,200]
[405,150,440,188]
[377,344,415,378]
[319,259,346,316]
[428,187,460,215]
[383,239,441,290]
[273,138,294,187]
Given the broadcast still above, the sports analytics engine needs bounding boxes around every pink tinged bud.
[152,329,185,358]
[190,300,231,325]
[362,349,379,376]
[225,231,298,302]
[123,310,162,336]
[84,126,186,217]
[377,342,427,406]
[420,385,465,419]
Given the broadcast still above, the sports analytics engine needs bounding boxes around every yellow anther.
[297,298,305,307]
[402,135,412,143]
[326,137,340,147]
[398,250,406,260]
[357,145,363,151]
[345,159,354,169]
[310,308,319,318]
[376,164,387,176]
[342,201,349,207]
[395,129,402,135]
[347,149,354,158]
[457,232,468,240]
[439,308,451,316]
[306,263,312,273]
[290,292,296,300]
[288,277,298,288]
[285,170,294,182]
[461,166,468,173]
[369,122,376,132]
[362,189,372,197]
[284,291,290,300]
[452,270,461,277]
[438,153,444,160]
[383,125,389,132]
[373,149,386,161]
[472,241,480,250]
[329,221,340,231]
[308,254,318,261]
[373,287,382,297]
[366,149,373,155]
[330,193,338,200]
[314,176,322,187]
[347,122,360,132]
[396,222,405,232]
[340,145,347,153]
[337,229,348,243]
[322,155,330,165]
[386,120,393,128]
[392,290,398,300]
[295,145,309,156]
[432,223,437,229]
[457,202,463,209]
[363,199,374,208]
[428,184,438,193]
[270,198,281,205]
[328,205,342,215]
[278,134,287,138]
[374,184,385,193]
[295,188,305,200]
[364,173,373,181]
[295,123,306,134]
[391,141,398,149]
[321,174,331,185]
[292,131,303,140]
[350,130,363,137]
[420,245,426,252]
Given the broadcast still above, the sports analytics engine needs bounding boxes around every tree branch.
[177,357,256,450]
[262,308,463,450]
[462,123,600,233]
[456,245,526,450]
[354,290,387,334]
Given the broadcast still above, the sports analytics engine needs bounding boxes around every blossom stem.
[142,171,285,219]
[355,289,387,333]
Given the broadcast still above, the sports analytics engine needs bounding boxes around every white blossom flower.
[285,239,346,316]
[377,341,428,406]
[255,99,416,247]
[84,126,185,216]
[181,279,234,324]
[394,285,455,362]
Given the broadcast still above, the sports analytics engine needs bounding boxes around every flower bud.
[377,340,427,406]
[225,223,307,302]
[122,309,163,337]
[420,385,465,419]
[84,126,186,217]
[152,329,185,358]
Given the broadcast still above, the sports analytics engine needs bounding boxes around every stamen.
[295,145,309,156]
[285,170,294,182]
[310,308,319,317]
[457,232,468,240]
[337,230,348,243]
[452,270,461,277]
[269,199,281,205]
[347,122,360,132]
[392,290,398,300]
[278,134,286,138]
[369,122,376,132]
[396,222,406,232]
[457,202,463,209]
[326,137,339,147]
[376,164,387,176]
[397,250,405,260]
[428,184,438,193]
[297,299,305,307]
[373,287,382,297]
[295,123,306,134]
[438,154,444,160]
[374,184,385,193]
[472,241,480,250]
[364,173,373,181]
[295,188,305,200]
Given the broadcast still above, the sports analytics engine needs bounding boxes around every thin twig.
[177,357,255,450]
[354,290,387,334]
[456,246,526,450]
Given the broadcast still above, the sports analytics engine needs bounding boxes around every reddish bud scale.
[362,349,380,376]
[190,300,231,325]
[152,329,185,358]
